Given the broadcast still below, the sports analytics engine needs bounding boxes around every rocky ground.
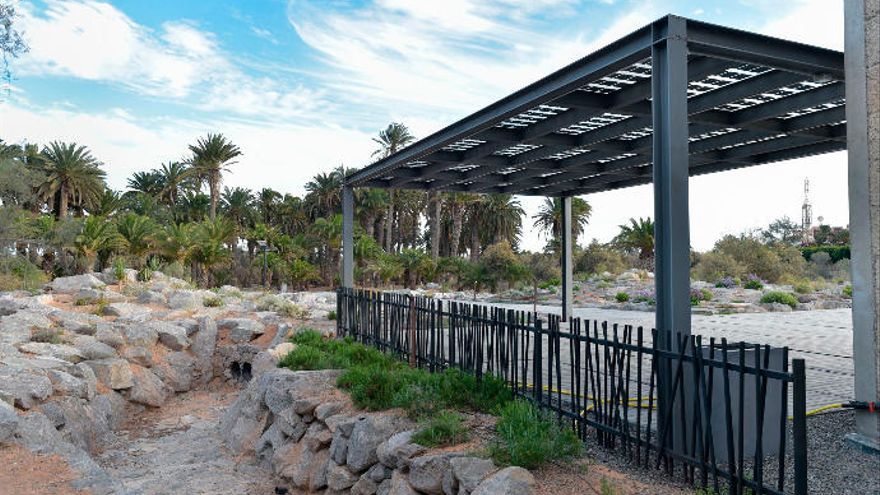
[422,268,852,315]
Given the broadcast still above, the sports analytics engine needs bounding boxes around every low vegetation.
[760,291,799,308]
[279,330,580,468]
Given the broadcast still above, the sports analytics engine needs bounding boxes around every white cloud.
[17,0,329,121]
[756,0,843,49]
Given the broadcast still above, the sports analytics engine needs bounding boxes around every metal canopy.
[344,15,845,197]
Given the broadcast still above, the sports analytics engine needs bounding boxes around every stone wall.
[221,368,537,495]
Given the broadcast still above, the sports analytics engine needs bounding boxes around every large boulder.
[449,456,496,493]
[18,342,85,363]
[471,466,535,495]
[73,335,118,360]
[104,303,152,321]
[137,290,167,306]
[0,400,18,444]
[154,323,190,351]
[347,413,405,473]
[408,453,455,495]
[122,323,159,347]
[84,358,133,390]
[47,274,105,294]
[47,369,93,399]
[0,366,53,409]
[167,290,202,310]
[191,316,217,386]
[93,324,125,349]
[376,430,426,469]
[127,364,171,407]
[152,351,195,392]
[39,396,116,453]
[218,318,266,343]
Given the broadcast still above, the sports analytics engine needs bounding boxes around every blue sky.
[1,0,848,251]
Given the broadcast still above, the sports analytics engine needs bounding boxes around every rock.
[102,302,151,320]
[152,351,194,392]
[377,430,426,469]
[366,463,393,482]
[0,366,53,409]
[315,401,343,421]
[0,298,23,316]
[94,324,125,349]
[73,335,118,360]
[0,400,19,444]
[293,398,319,416]
[352,476,379,495]
[219,318,266,343]
[73,363,98,400]
[54,313,99,335]
[170,318,200,336]
[471,466,535,495]
[39,396,115,453]
[450,457,496,493]
[122,323,159,347]
[268,342,296,361]
[385,470,418,495]
[48,274,105,293]
[330,430,349,464]
[85,358,134,390]
[762,302,793,312]
[348,414,404,472]
[18,342,85,363]
[122,346,153,367]
[167,290,202,310]
[191,316,217,386]
[47,369,92,399]
[327,461,360,490]
[137,290,167,305]
[127,364,171,407]
[74,288,103,302]
[155,324,190,351]
[409,453,454,495]
[303,422,333,451]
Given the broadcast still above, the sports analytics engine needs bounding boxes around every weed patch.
[412,411,469,448]
[489,400,581,469]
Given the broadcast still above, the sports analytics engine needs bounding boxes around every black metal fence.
[337,288,809,495]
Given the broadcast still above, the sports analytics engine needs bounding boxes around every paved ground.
[476,304,855,413]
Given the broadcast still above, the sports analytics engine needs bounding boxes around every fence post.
[408,296,417,367]
[792,359,808,495]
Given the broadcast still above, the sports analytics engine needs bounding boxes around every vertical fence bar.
[792,359,808,495]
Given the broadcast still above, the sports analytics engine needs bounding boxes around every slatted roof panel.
[345,15,846,197]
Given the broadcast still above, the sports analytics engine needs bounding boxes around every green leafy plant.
[490,400,582,469]
[743,274,764,290]
[760,291,798,308]
[615,292,629,303]
[327,310,337,321]
[843,285,853,298]
[203,294,224,307]
[112,258,126,283]
[412,411,469,447]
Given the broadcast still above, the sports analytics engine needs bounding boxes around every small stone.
[85,358,134,390]
[327,462,360,491]
[471,467,535,495]
[315,401,343,421]
[347,415,404,472]
[377,430,426,469]
[137,290,166,305]
[450,457,496,493]
[127,365,171,407]
[122,346,153,367]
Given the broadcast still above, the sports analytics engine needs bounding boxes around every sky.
[0,0,849,252]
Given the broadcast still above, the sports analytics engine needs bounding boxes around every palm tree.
[532,197,592,252]
[127,171,163,196]
[305,170,342,219]
[155,223,194,266]
[156,161,191,205]
[187,133,242,220]
[372,123,415,252]
[74,216,119,272]
[221,186,255,231]
[613,217,655,259]
[483,194,524,246]
[115,213,156,267]
[277,194,309,236]
[33,142,106,218]
[446,192,475,258]
[189,217,236,286]
[256,188,282,224]
[355,188,388,240]
[92,189,124,217]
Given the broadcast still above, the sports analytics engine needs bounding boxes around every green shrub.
[256,294,311,318]
[615,292,629,303]
[112,258,127,283]
[793,282,812,294]
[0,257,48,292]
[327,310,337,321]
[743,274,764,290]
[490,400,581,469]
[600,478,619,495]
[760,291,799,308]
[203,295,224,307]
[411,411,469,447]
[843,285,853,298]
[801,245,850,263]
[700,288,713,301]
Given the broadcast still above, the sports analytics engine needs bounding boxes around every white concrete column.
[561,196,574,322]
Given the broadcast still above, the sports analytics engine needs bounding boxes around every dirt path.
[95,387,282,495]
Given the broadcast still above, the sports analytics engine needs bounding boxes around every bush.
[801,245,850,263]
[576,240,627,276]
[690,288,713,306]
[615,292,629,303]
[256,294,310,318]
[0,257,48,292]
[631,289,655,305]
[112,258,126,283]
[793,281,812,294]
[411,411,469,447]
[327,310,337,321]
[203,295,224,307]
[490,400,582,469]
[843,285,853,298]
[760,291,799,308]
[710,235,805,283]
[743,274,764,290]
[693,252,746,282]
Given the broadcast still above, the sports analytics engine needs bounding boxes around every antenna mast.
[801,178,813,242]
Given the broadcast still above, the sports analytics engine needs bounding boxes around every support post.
[561,196,574,322]
[652,16,691,445]
[844,0,880,448]
[342,186,355,288]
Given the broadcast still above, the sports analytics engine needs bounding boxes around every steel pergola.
[342,15,844,345]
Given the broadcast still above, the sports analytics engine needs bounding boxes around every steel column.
[561,196,574,322]
[844,0,880,447]
[652,16,692,341]
[342,186,354,288]
[652,17,691,447]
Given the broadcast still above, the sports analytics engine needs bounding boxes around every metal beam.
[561,196,574,322]
[341,186,354,288]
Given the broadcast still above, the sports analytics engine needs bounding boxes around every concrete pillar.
[342,186,354,288]
[845,0,880,448]
[561,196,574,322]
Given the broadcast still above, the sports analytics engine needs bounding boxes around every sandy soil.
[0,444,91,495]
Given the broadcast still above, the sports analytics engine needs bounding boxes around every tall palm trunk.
[469,228,480,262]
[385,191,395,252]
[58,183,69,218]
[365,214,376,239]
[209,172,219,220]
[430,192,441,260]
[450,203,463,258]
